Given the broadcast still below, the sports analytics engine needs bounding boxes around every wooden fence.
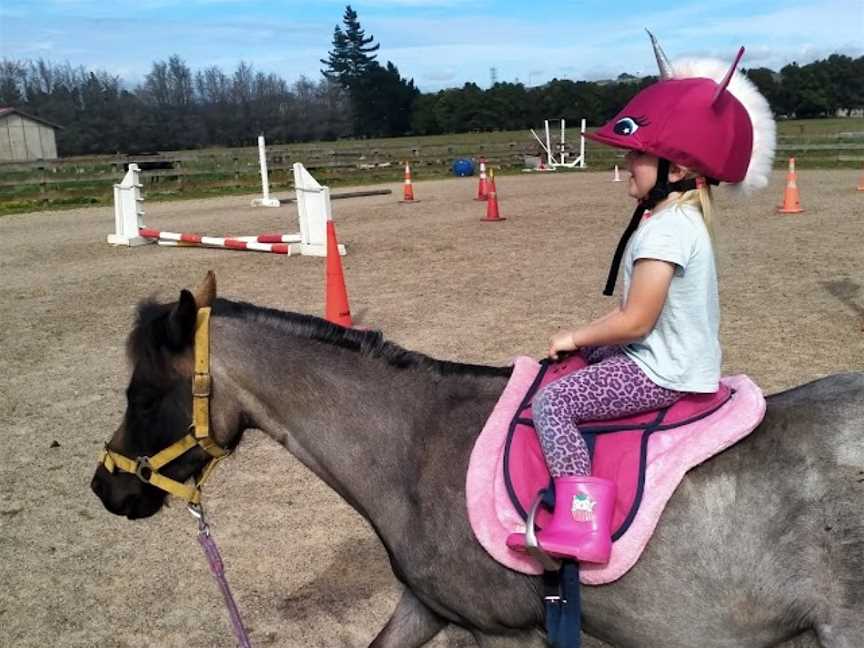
[2,134,863,210]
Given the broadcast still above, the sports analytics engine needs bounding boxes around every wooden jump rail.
[281,188,392,203]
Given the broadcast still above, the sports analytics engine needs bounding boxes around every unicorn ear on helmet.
[668,50,777,194]
[711,47,745,104]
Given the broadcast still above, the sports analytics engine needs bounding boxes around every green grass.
[776,117,864,137]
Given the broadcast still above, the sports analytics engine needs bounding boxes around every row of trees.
[1,4,862,156]
[746,55,864,119]
[414,55,864,135]
[410,77,656,135]
[0,57,352,154]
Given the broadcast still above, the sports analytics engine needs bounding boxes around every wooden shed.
[0,107,62,162]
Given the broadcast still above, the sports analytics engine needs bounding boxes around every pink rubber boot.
[506,476,616,563]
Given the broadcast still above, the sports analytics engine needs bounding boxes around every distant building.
[595,74,644,87]
[0,107,62,162]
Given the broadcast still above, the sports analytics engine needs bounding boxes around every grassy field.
[1,118,862,216]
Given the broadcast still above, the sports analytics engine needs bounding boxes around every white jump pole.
[579,118,586,169]
[107,164,153,246]
[561,119,566,163]
[251,134,281,207]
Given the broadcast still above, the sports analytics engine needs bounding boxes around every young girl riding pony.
[509,33,776,563]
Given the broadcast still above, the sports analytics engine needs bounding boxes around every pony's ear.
[194,271,217,309]
[166,289,198,351]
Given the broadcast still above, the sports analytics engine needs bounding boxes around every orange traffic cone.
[482,170,505,222]
[399,162,418,203]
[857,164,864,192]
[613,165,623,182]
[777,158,803,214]
[475,157,489,201]
[325,219,352,327]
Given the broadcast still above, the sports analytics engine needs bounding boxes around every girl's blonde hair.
[675,181,714,237]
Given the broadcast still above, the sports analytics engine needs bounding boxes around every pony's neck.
[210,315,508,526]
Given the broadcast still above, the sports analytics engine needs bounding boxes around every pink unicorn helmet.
[586,31,776,192]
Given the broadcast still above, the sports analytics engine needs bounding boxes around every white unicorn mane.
[672,57,776,194]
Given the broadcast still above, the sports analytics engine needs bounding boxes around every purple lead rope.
[195,515,253,648]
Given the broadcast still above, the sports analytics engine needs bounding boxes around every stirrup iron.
[524,490,561,572]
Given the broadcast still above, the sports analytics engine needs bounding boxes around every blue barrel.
[452,158,475,177]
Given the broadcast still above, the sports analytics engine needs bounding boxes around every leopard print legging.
[534,345,683,477]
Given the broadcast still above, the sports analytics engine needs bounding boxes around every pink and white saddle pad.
[466,354,766,585]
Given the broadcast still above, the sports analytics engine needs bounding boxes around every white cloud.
[0,0,860,92]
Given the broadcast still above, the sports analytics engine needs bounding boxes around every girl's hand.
[548,330,578,360]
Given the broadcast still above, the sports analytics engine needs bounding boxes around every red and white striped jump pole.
[229,233,302,244]
[139,228,296,255]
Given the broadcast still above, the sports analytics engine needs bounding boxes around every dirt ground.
[1,168,863,648]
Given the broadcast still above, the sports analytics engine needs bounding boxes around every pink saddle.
[466,355,766,584]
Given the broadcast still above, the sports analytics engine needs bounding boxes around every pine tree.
[320,5,379,89]
[320,25,351,86]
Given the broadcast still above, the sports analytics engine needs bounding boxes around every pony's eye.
[613,117,641,136]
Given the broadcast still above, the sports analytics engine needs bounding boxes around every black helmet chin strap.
[602,158,703,296]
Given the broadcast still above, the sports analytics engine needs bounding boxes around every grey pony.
[90,275,864,648]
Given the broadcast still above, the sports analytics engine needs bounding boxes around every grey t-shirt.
[621,202,721,393]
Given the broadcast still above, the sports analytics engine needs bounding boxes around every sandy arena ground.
[1,169,863,648]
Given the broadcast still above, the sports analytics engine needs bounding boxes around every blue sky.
[1,0,862,91]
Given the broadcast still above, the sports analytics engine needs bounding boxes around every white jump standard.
[529,118,587,170]
[107,164,150,246]
[251,134,280,208]
[291,162,344,256]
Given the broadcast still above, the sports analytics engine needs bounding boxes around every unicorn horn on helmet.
[646,29,674,80]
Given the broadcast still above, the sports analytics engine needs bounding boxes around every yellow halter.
[99,307,228,505]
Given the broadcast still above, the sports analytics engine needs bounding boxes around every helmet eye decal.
[613,116,649,136]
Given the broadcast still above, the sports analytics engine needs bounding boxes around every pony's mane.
[129,297,511,379]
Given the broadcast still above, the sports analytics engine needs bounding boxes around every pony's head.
[91,272,224,519]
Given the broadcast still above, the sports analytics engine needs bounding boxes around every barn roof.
[0,107,64,130]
